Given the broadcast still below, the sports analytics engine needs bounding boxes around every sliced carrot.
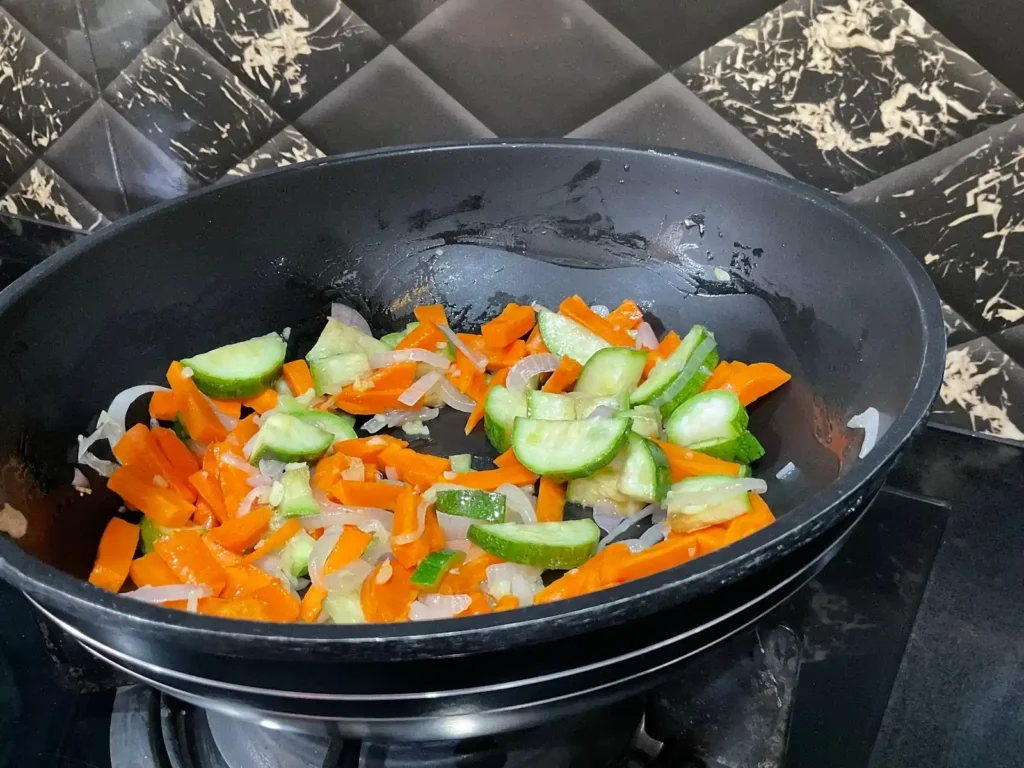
[606,299,644,331]
[329,481,403,511]
[481,304,535,348]
[533,543,631,604]
[198,597,269,621]
[245,518,303,563]
[188,470,227,523]
[414,304,448,326]
[391,488,430,569]
[606,535,700,585]
[148,390,180,421]
[361,560,418,622]
[282,360,315,397]
[113,424,196,503]
[721,495,776,545]
[312,452,350,492]
[129,551,180,588]
[202,535,244,567]
[210,398,242,419]
[108,465,195,527]
[525,325,548,355]
[493,447,519,469]
[396,321,446,352]
[723,362,792,406]
[494,595,520,612]
[88,518,140,592]
[464,367,510,435]
[221,563,274,598]
[154,529,227,594]
[449,347,486,397]
[193,501,215,528]
[152,426,201,478]
[253,581,301,622]
[652,438,744,480]
[450,465,537,491]
[540,356,583,393]
[536,477,566,522]
[214,443,252,519]
[485,339,528,370]
[228,413,260,446]
[363,461,380,481]
[300,585,328,623]
[241,389,278,414]
[300,524,375,622]
[167,360,228,443]
[208,506,273,553]
[332,436,408,461]
[426,507,446,551]
[334,387,411,415]
[558,295,634,347]
[380,448,450,488]
[338,362,418,398]
[438,553,504,595]
[700,361,736,393]
[456,588,491,616]
[643,330,681,377]
[692,525,728,555]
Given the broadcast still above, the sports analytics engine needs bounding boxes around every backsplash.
[0,0,1023,442]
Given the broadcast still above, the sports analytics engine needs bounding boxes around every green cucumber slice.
[309,352,371,396]
[277,397,358,442]
[630,325,718,416]
[690,432,766,464]
[410,549,466,590]
[434,489,506,522]
[617,434,672,503]
[449,454,472,474]
[665,474,754,532]
[306,318,388,361]
[622,405,661,439]
[380,322,419,349]
[467,519,600,569]
[738,464,753,478]
[665,389,748,446]
[566,450,645,515]
[572,393,628,420]
[278,465,320,517]
[511,416,631,479]
[249,413,333,464]
[575,347,647,396]
[322,593,366,623]
[483,385,527,452]
[279,529,316,578]
[181,332,286,399]
[527,390,576,420]
[537,309,609,365]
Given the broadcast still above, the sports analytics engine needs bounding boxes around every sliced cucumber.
[467,519,600,570]
[278,465,320,517]
[527,390,576,420]
[573,393,628,420]
[665,389,747,446]
[738,464,753,478]
[410,549,466,590]
[306,318,388,362]
[665,475,754,532]
[483,385,527,453]
[630,325,718,416]
[434,489,506,522]
[322,593,366,624]
[566,450,645,514]
[279,529,316,578]
[278,397,358,442]
[511,417,631,479]
[249,413,333,464]
[140,516,197,554]
[537,308,609,365]
[622,405,661,439]
[181,332,286,399]
[380,322,419,349]
[309,352,371,396]
[617,434,672,503]
[690,432,765,464]
[575,347,647,396]
[449,454,472,474]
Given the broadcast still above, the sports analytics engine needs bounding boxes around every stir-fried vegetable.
[79,296,791,623]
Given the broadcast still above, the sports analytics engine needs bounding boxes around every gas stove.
[0,488,948,768]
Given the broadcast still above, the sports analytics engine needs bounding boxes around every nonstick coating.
[0,141,943,666]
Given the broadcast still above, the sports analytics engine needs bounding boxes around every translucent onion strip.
[123,584,212,604]
[372,349,450,370]
[399,372,443,407]
[666,478,767,508]
[331,303,374,337]
[307,526,344,588]
[409,593,472,621]
[634,322,659,351]
[506,354,560,394]
[437,324,487,372]
[435,377,476,413]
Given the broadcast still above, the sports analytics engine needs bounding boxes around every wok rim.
[0,139,945,655]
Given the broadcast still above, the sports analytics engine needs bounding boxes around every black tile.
[104,23,284,184]
[0,122,34,193]
[0,161,106,231]
[0,9,96,151]
[842,116,1024,337]
[931,336,1024,442]
[585,0,782,71]
[941,301,980,348]
[989,323,1024,371]
[295,46,492,154]
[676,0,1023,193]
[79,0,172,86]
[225,126,323,178]
[344,0,445,41]
[1,0,96,83]
[398,0,661,137]
[0,214,88,282]
[180,0,386,121]
[567,73,789,173]
[43,102,128,219]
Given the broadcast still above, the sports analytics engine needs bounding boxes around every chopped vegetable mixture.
[79,298,791,623]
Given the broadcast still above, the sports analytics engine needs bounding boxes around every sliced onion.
[372,349,450,370]
[76,411,124,477]
[409,593,472,621]
[107,385,171,433]
[376,559,393,584]
[390,407,440,427]
[237,486,270,517]
[385,466,399,483]
[638,521,668,549]
[590,304,610,317]
[592,503,623,533]
[437,324,487,372]
[392,498,429,545]
[186,590,200,613]
[72,468,91,493]
[254,554,299,591]
[246,473,273,488]
[362,413,389,434]
[220,452,256,475]
[776,461,797,480]
[507,354,560,394]
[204,396,238,431]
[435,377,476,413]
[586,404,617,421]
[436,511,474,541]
[342,458,365,481]
[242,431,260,460]
[308,526,344,588]
[123,584,212,604]
[635,322,659,351]
[847,407,880,458]
[399,372,443,406]
[666,478,767,508]
[497,483,537,523]
[180,366,194,379]
[598,505,659,549]
[297,509,393,537]
[617,538,646,554]
[484,563,543,606]
[445,539,485,560]
[323,559,372,594]
[331,303,373,337]
[258,459,286,481]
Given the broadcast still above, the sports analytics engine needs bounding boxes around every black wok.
[0,141,943,740]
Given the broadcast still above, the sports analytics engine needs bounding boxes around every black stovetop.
[9,423,1018,768]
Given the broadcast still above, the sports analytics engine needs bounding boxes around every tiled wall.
[1,0,1023,442]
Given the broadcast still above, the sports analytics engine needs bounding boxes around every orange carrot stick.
[360,560,418,622]
[167,361,228,443]
[188,469,227,523]
[241,389,279,414]
[88,518,140,592]
[312,452,352,492]
[721,495,776,545]
[338,362,418,397]
[220,563,274,598]
[152,426,201,478]
[329,480,403,511]
[494,595,520,612]
[299,586,328,622]
[481,304,535,348]
[332,436,407,460]
[540,356,583,393]
[484,339,528,371]
[282,360,315,396]
[300,523,376,622]
[536,477,566,522]
[652,439,744,480]
[333,388,413,415]
[414,304,448,326]
[245,518,303,563]
[525,325,548,355]
[202,536,244,567]
[129,551,180,588]
[723,362,792,406]
[228,413,260,446]
[380,448,450,488]
[492,446,519,469]
[113,424,196,503]
[210,398,242,419]
[193,501,216,528]
[464,367,510,435]
[107,465,196,527]
[396,321,446,352]
[606,299,644,331]
[198,597,269,620]
[154,529,227,594]
[700,361,736,392]
[456,589,491,616]
[254,581,301,622]
[148,390,180,421]
[558,295,634,347]
[208,507,273,553]
[449,348,486,396]
[606,535,700,585]
[450,465,537,491]
[391,488,431,569]
[643,330,681,377]
[533,542,631,604]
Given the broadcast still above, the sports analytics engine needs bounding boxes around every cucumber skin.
[537,309,609,365]
[467,520,600,570]
[249,413,333,464]
[410,549,465,590]
[527,390,576,420]
[512,417,632,480]
[290,410,358,442]
[278,466,320,518]
[483,386,527,453]
[310,352,371,396]
[650,348,718,418]
[691,431,765,464]
[434,489,506,522]
[618,434,672,503]
[664,389,747,447]
[575,347,647,396]
[182,332,287,399]
[279,530,317,578]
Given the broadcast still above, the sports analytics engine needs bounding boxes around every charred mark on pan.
[407,195,484,232]
[565,159,603,192]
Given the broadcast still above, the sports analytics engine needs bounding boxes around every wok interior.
[0,145,926,583]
